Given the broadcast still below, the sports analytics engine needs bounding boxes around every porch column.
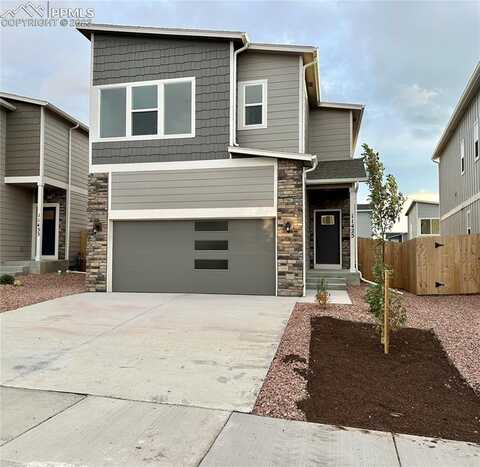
[35,182,44,261]
[349,184,357,272]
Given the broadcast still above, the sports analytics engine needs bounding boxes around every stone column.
[86,173,109,292]
[277,159,304,296]
[349,184,357,272]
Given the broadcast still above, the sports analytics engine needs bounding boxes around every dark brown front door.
[315,210,341,267]
[42,207,56,256]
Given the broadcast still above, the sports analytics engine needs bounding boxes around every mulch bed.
[0,273,86,313]
[296,317,480,443]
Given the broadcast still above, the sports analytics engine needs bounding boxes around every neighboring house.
[406,200,440,239]
[77,23,367,296]
[432,62,480,235]
[0,92,89,275]
[357,203,373,238]
[385,232,408,243]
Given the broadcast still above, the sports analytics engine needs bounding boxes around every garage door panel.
[112,219,275,295]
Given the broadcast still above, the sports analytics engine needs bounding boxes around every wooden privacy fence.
[358,234,480,295]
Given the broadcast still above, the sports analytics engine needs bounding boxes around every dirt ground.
[297,317,480,443]
[254,285,480,440]
[0,273,86,313]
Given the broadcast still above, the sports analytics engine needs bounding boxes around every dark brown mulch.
[297,317,480,443]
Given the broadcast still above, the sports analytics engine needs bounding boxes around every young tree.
[362,144,407,335]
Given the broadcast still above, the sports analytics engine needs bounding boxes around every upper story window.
[95,77,195,142]
[420,218,440,235]
[474,120,479,161]
[238,80,267,130]
[460,138,465,175]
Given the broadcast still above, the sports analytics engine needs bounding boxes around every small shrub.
[0,274,15,285]
[316,278,329,308]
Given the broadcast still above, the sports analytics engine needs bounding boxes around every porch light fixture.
[284,222,292,233]
[93,219,102,233]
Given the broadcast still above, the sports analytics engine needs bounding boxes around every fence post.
[384,269,390,354]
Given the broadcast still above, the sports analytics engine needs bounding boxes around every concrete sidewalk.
[1,387,478,467]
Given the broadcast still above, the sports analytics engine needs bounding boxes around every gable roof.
[432,62,480,160]
[0,92,88,132]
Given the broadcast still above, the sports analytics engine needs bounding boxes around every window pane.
[132,85,157,110]
[194,221,228,232]
[194,259,228,270]
[195,240,228,250]
[132,111,157,136]
[431,219,440,234]
[420,219,431,235]
[245,105,263,125]
[100,88,126,138]
[164,81,192,135]
[245,84,262,104]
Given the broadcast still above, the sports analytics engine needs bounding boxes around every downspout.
[303,155,318,295]
[232,36,250,147]
[66,123,79,265]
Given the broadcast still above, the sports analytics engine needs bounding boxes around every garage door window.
[194,259,229,270]
[195,240,229,250]
[194,220,228,231]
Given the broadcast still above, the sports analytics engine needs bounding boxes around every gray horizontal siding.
[111,165,275,210]
[92,33,230,164]
[357,211,373,238]
[44,109,69,184]
[69,192,87,259]
[438,89,479,216]
[237,51,300,153]
[5,101,40,177]
[417,202,439,218]
[309,108,351,160]
[70,129,89,189]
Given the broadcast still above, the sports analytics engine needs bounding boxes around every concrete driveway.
[1,292,295,411]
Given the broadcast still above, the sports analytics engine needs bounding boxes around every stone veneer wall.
[277,159,304,296]
[86,173,109,292]
[41,187,66,260]
[307,188,350,269]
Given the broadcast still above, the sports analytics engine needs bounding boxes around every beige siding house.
[0,92,89,275]
[433,62,480,235]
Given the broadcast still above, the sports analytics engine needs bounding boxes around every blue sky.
[1,0,479,202]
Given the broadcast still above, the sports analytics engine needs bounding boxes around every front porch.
[305,184,360,290]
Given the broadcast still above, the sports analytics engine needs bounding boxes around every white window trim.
[418,217,440,236]
[238,79,268,130]
[92,77,196,143]
[474,119,479,162]
[460,137,465,175]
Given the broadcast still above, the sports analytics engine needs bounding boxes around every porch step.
[307,269,361,287]
[307,277,347,291]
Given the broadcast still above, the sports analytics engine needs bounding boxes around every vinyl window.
[466,210,471,235]
[239,80,267,129]
[96,77,195,142]
[474,120,479,161]
[460,138,465,174]
[420,218,440,235]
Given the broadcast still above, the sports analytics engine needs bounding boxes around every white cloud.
[399,84,439,108]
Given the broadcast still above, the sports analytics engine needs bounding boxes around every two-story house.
[432,62,479,236]
[78,23,366,296]
[406,199,440,239]
[0,92,89,275]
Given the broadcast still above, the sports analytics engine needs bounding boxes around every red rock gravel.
[254,285,480,421]
[0,273,86,313]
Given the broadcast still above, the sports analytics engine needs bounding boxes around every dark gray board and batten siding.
[237,51,300,153]
[110,165,275,210]
[308,108,352,160]
[92,33,231,164]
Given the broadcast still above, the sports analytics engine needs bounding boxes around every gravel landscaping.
[0,273,86,313]
[254,285,480,427]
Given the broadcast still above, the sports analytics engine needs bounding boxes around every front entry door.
[315,210,341,268]
[42,207,57,257]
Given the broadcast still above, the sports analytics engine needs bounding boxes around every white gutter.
[65,123,80,262]
[232,38,250,146]
[302,155,318,295]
